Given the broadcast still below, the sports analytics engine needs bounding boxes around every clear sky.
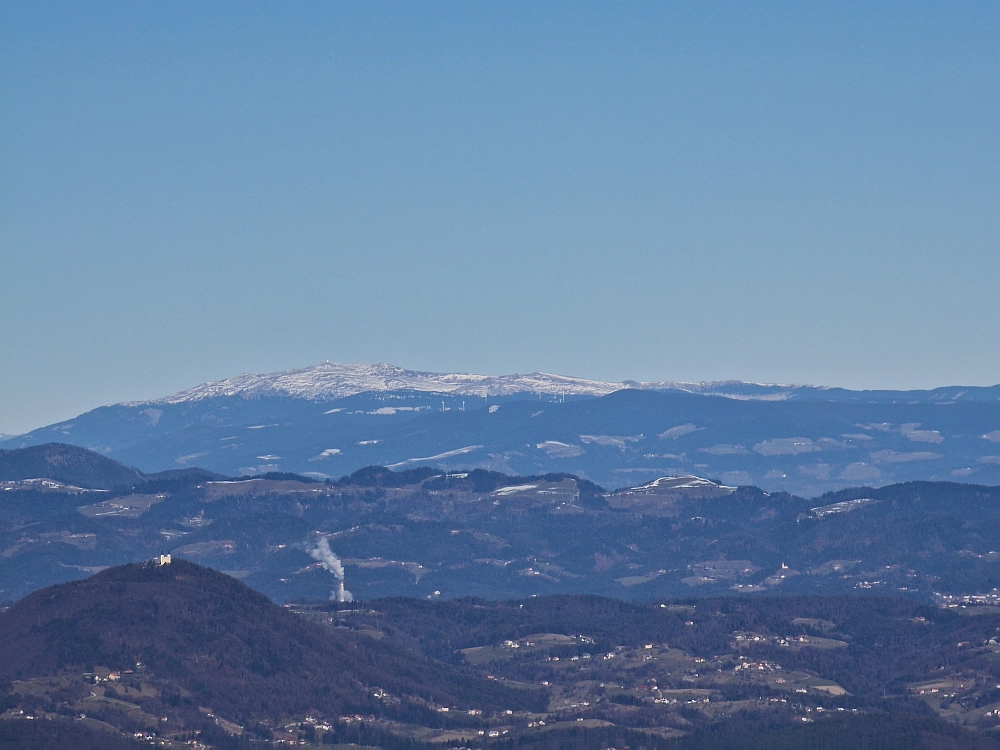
[2,2,998,435]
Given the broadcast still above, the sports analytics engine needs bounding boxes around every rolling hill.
[4,444,1000,608]
[0,559,539,743]
[0,443,220,491]
[5,565,1000,748]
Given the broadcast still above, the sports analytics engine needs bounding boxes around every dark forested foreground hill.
[0,559,540,748]
[4,445,1000,605]
[4,564,1000,748]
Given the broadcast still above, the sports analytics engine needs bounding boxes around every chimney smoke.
[309,535,353,602]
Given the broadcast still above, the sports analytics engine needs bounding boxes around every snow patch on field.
[537,441,583,458]
[580,434,642,448]
[309,448,342,462]
[900,423,944,444]
[492,484,539,496]
[386,445,482,469]
[631,475,731,492]
[658,424,700,440]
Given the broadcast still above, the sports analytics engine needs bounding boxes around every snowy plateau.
[138,362,805,403]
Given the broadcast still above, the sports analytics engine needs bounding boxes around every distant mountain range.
[4,362,1000,495]
[63,361,1000,403]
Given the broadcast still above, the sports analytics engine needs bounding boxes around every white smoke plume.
[310,535,353,602]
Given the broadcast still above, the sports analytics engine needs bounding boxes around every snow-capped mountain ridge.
[138,362,815,405]
[144,362,626,404]
[7,362,1000,497]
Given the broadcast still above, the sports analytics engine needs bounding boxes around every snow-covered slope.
[128,361,1000,407]
[148,362,625,403]
[142,362,826,405]
[627,475,736,493]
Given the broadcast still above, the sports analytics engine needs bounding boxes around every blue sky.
[2,2,998,434]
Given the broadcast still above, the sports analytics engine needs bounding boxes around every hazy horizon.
[3,2,998,434]
[3,358,1000,438]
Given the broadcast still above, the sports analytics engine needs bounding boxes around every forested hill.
[0,559,538,729]
[0,443,219,490]
[0,443,146,489]
[7,576,1000,748]
[5,444,1000,605]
